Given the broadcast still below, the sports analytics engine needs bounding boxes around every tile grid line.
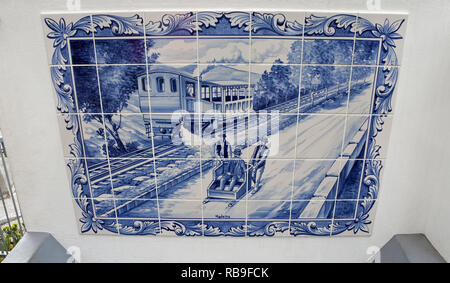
[288,11,307,234]
[194,10,206,237]
[329,14,359,235]
[61,112,391,117]
[90,14,120,234]
[66,35,383,41]
[67,157,388,161]
[51,63,392,68]
[352,14,386,220]
[65,29,98,221]
[141,11,163,235]
[244,11,253,237]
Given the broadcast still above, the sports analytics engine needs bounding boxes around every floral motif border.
[45,11,405,236]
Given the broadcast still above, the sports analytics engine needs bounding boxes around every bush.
[0,222,24,263]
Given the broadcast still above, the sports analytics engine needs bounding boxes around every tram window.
[156,77,165,92]
[170,78,177,92]
[218,87,222,99]
[186,82,195,97]
[140,77,148,91]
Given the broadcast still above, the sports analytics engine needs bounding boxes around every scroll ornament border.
[45,11,404,236]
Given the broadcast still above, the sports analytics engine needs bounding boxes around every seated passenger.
[219,148,246,191]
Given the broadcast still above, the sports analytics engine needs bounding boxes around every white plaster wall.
[0,0,449,262]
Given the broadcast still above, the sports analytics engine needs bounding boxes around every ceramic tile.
[246,221,290,237]
[95,38,146,64]
[247,200,291,220]
[342,115,369,158]
[50,66,77,115]
[109,159,157,200]
[198,38,250,63]
[299,65,351,114]
[251,64,300,113]
[304,12,357,38]
[245,160,295,200]
[198,64,250,113]
[200,221,246,236]
[331,199,378,236]
[146,64,199,113]
[249,113,298,159]
[155,158,203,200]
[72,66,101,113]
[353,39,380,65]
[292,159,340,200]
[347,66,377,114]
[291,200,335,219]
[92,12,145,37]
[65,159,93,198]
[295,114,346,159]
[144,11,198,37]
[115,199,159,218]
[374,66,400,115]
[251,11,304,36]
[302,39,354,65]
[368,115,393,159]
[147,38,197,64]
[335,159,365,200]
[158,200,203,219]
[290,220,333,236]
[117,219,161,236]
[43,10,406,237]
[69,38,96,65]
[357,12,408,66]
[203,199,246,220]
[72,198,119,235]
[198,11,250,36]
[251,38,302,64]
[57,114,81,157]
[42,13,93,65]
[98,65,147,113]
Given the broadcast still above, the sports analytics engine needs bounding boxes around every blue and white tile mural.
[43,11,407,236]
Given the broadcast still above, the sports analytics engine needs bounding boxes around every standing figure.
[219,148,247,191]
[250,136,270,192]
[214,133,232,160]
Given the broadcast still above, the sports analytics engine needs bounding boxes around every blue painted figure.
[219,148,246,191]
[215,133,232,159]
[250,136,271,193]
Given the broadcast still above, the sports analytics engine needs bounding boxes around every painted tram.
[137,66,254,137]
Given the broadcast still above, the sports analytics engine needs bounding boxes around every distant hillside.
[201,65,260,84]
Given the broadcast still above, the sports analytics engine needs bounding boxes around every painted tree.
[253,59,298,110]
[254,70,272,110]
[270,59,298,104]
[76,39,158,155]
[287,40,303,82]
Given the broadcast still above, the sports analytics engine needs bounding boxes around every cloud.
[251,39,295,63]
[199,40,249,63]
[147,39,197,63]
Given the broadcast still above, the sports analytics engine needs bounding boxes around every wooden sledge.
[203,144,268,205]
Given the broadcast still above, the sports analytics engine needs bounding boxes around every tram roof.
[136,66,253,87]
[207,80,251,87]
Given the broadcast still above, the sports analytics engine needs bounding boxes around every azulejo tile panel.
[42,10,407,237]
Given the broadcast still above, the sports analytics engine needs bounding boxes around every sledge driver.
[250,136,270,192]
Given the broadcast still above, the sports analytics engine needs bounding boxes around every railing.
[0,130,25,262]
